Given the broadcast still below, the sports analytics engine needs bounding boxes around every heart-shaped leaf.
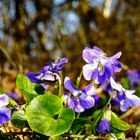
[26,94,75,136]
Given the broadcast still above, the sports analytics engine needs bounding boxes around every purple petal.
[125,90,135,95]
[93,46,104,55]
[108,52,122,73]
[126,90,140,107]
[96,71,106,84]
[41,71,56,81]
[41,65,50,73]
[64,77,76,93]
[110,51,122,60]
[103,65,113,80]
[83,64,98,81]
[0,94,9,107]
[26,72,43,83]
[56,58,68,65]
[93,95,100,104]
[0,107,11,125]
[83,84,96,96]
[120,99,131,112]
[80,96,95,109]
[112,60,122,73]
[74,103,85,112]
[110,77,123,92]
[96,119,111,134]
[105,66,112,78]
[54,58,68,71]
[68,98,77,110]
[68,98,85,113]
[82,47,96,63]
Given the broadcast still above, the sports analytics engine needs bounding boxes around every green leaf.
[26,94,75,136]
[16,74,44,101]
[71,118,92,134]
[11,109,29,128]
[111,111,130,131]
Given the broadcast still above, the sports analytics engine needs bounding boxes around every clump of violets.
[127,69,140,88]
[82,46,122,84]
[110,77,140,112]
[3,45,140,138]
[0,94,11,125]
[26,58,68,89]
[64,77,98,112]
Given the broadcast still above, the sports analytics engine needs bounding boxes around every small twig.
[120,106,140,119]
[62,134,114,140]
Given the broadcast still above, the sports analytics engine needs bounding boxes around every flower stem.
[76,70,83,88]
[53,73,62,96]
[77,113,80,118]
[58,75,62,96]
[107,91,114,105]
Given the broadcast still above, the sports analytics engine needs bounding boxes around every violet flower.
[64,77,97,112]
[26,58,68,89]
[110,77,140,112]
[127,69,140,88]
[96,119,111,134]
[0,94,11,125]
[82,46,122,84]
[96,106,111,134]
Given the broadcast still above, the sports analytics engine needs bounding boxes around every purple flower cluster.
[23,46,140,135]
[26,58,68,89]
[0,94,11,125]
[82,46,122,84]
[63,46,140,114]
[64,77,98,112]
[110,77,140,112]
